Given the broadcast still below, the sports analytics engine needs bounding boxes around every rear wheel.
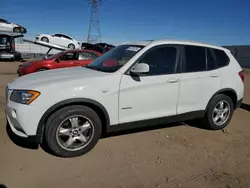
[44,105,102,157]
[41,37,49,43]
[202,94,234,130]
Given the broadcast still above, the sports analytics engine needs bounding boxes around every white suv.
[5,40,244,157]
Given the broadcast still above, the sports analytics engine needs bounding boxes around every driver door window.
[138,46,178,75]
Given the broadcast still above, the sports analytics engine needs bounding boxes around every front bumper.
[17,66,27,76]
[5,104,43,144]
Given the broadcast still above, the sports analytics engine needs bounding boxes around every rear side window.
[213,49,229,68]
[184,45,206,72]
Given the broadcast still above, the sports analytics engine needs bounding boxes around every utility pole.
[87,0,102,44]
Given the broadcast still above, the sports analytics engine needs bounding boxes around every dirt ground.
[0,61,250,188]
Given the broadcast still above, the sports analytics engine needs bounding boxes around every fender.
[36,98,110,142]
[205,88,237,111]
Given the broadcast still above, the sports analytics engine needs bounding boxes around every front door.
[53,51,78,69]
[119,45,181,124]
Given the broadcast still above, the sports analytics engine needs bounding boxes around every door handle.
[167,79,179,83]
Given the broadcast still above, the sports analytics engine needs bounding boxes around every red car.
[17,49,102,76]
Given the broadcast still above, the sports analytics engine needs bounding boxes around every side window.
[78,52,96,60]
[184,45,206,72]
[54,34,62,37]
[138,46,177,75]
[213,49,229,68]
[62,35,72,40]
[59,52,77,61]
[206,48,217,71]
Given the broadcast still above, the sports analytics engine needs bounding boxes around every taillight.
[238,70,244,83]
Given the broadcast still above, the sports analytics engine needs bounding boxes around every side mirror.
[55,58,60,63]
[130,63,149,76]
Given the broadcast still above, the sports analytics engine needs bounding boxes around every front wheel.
[202,94,234,130]
[68,43,75,49]
[44,105,102,157]
[37,68,48,72]
[41,37,49,43]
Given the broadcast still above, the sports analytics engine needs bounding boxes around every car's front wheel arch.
[36,98,110,143]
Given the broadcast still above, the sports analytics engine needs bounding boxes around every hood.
[22,60,43,66]
[8,67,108,90]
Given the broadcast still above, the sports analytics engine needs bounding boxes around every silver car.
[0,18,27,34]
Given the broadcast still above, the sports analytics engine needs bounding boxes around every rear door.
[177,45,221,114]
[52,34,65,46]
[77,51,100,66]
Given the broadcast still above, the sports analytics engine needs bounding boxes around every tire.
[13,27,20,33]
[202,94,234,130]
[36,68,48,72]
[44,105,102,157]
[68,43,75,49]
[41,37,49,43]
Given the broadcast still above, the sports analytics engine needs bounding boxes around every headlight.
[10,90,40,105]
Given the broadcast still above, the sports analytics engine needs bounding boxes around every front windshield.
[85,44,144,72]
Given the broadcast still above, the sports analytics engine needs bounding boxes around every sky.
[1,0,250,46]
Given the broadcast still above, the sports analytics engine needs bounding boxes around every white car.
[35,33,80,49]
[5,39,244,157]
[0,18,27,33]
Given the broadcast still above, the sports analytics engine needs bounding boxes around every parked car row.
[6,39,244,158]
[17,49,102,76]
[82,42,115,53]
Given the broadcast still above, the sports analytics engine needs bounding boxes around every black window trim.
[205,47,218,71]
[124,44,182,76]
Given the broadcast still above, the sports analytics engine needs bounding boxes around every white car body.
[5,40,244,156]
[35,33,80,49]
[0,18,26,33]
